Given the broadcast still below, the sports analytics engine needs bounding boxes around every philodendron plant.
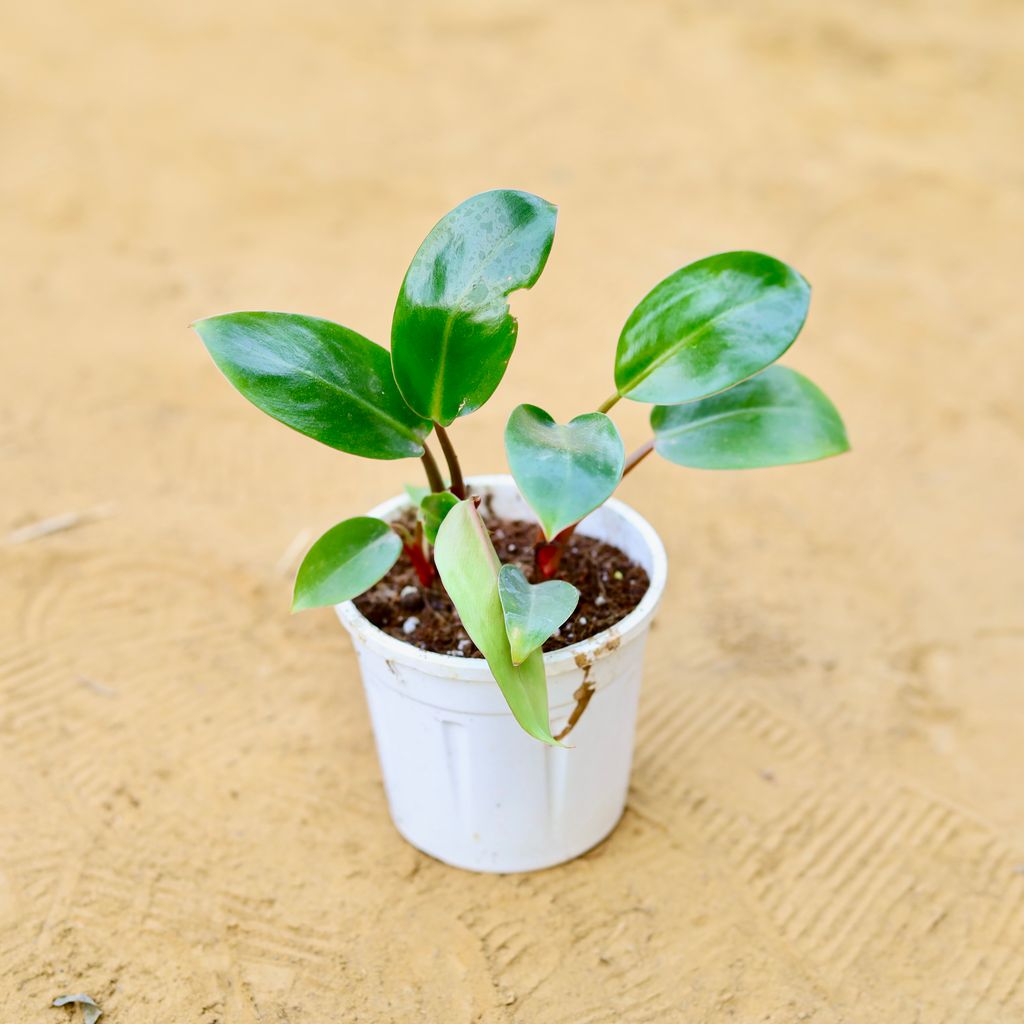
[193,189,848,745]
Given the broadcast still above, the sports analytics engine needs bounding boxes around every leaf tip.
[540,731,568,749]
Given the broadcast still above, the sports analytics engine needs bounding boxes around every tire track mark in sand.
[628,674,1024,1018]
[455,840,690,1022]
[454,816,845,1023]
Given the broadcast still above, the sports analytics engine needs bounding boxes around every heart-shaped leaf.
[193,312,431,460]
[651,365,849,469]
[615,251,810,405]
[292,516,402,611]
[391,189,557,426]
[433,499,559,746]
[505,405,625,540]
[420,490,458,545]
[498,565,579,666]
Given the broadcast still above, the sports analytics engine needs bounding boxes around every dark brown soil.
[353,513,650,657]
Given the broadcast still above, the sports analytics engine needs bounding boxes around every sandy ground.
[2,0,1023,1020]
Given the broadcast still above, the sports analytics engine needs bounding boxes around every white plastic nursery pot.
[335,474,667,873]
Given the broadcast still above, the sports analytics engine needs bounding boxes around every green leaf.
[420,490,458,545]
[292,517,402,611]
[391,189,557,426]
[193,312,432,460]
[404,483,431,507]
[498,564,579,666]
[53,995,102,1024]
[433,499,559,745]
[614,251,811,405]
[504,405,625,540]
[651,366,849,469]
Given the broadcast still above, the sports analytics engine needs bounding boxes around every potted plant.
[193,189,848,872]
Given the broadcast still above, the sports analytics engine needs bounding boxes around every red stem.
[404,520,435,588]
[534,524,575,580]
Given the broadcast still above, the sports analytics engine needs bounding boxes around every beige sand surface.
[3,1,1023,1020]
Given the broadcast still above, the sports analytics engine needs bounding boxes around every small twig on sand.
[275,528,313,576]
[6,504,115,546]
[77,674,118,698]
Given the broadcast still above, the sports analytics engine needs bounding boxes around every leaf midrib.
[285,360,424,446]
[441,503,551,739]
[656,403,818,439]
[525,424,587,536]
[619,291,777,395]
[329,531,393,578]
[425,218,534,418]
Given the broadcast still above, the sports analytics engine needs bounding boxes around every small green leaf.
[292,517,402,610]
[53,995,102,1024]
[420,491,458,545]
[498,565,579,666]
[193,312,432,460]
[505,405,624,540]
[404,483,431,507]
[615,252,811,405]
[651,366,849,469]
[392,189,557,425]
[433,499,559,745]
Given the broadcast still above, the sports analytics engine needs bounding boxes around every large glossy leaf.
[193,312,431,459]
[433,499,559,745]
[498,565,579,666]
[420,490,458,545]
[505,405,625,540]
[292,516,402,611]
[615,251,811,405]
[651,366,849,469]
[391,189,557,426]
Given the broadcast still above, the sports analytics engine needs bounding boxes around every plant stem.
[433,423,465,498]
[390,522,415,546]
[420,442,445,493]
[404,521,435,588]
[534,524,574,580]
[622,438,655,477]
[597,392,621,414]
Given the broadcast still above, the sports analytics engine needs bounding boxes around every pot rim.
[335,473,667,682]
